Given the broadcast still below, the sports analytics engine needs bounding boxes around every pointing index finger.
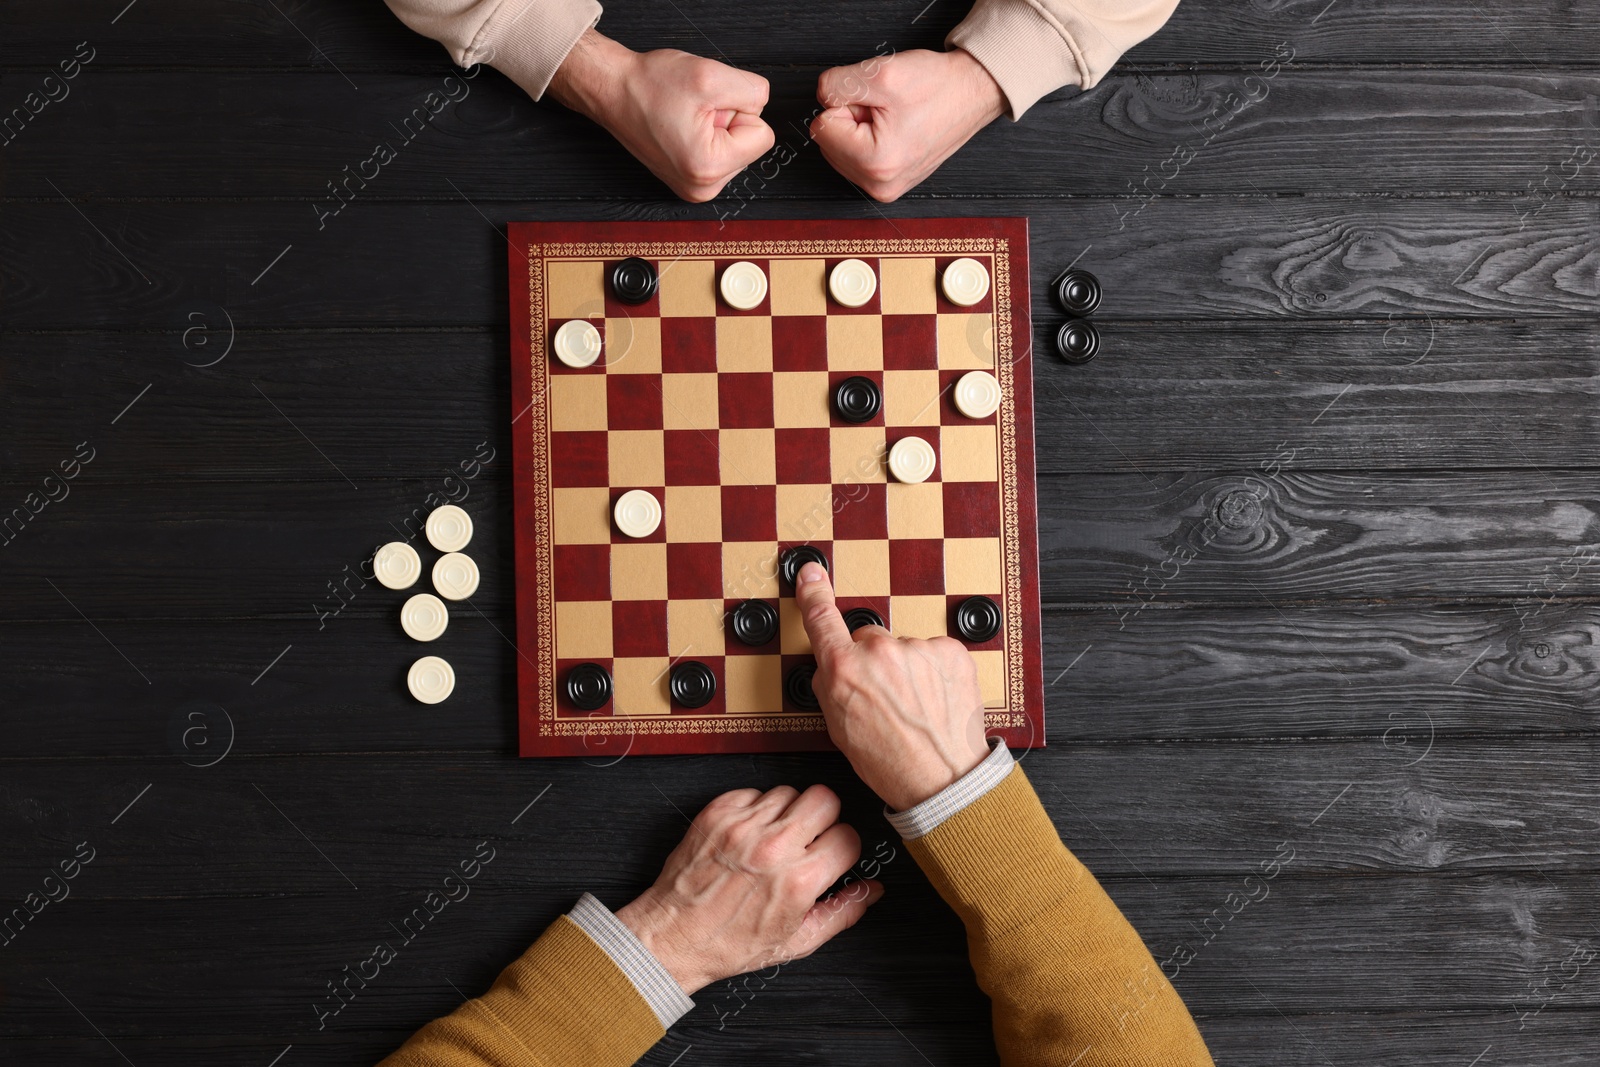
[794,562,855,664]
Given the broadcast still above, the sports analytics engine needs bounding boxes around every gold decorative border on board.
[526,236,1028,736]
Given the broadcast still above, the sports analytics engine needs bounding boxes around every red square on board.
[668,542,725,599]
[661,317,718,373]
[776,428,832,484]
[719,373,775,428]
[889,538,944,595]
[551,431,609,487]
[722,485,777,541]
[772,316,828,371]
[832,482,887,539]
[883,315,938,370]
[942,482,1001,538]
[554,545,611,600]
[947,594,1004,650]
[607,375,664,430]
[781,654,820,712]
[779,540,833,594]
[613,600,668,658]
[664,430,721,486]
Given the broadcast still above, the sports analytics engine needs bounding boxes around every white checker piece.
[408,656,456,704]
[941,257,990,307]
[720,261,768,310]
[553,319,603,369]
[829,259,877,308]
[954,370,1002,419]
[401,593,449,642]
[374,541,421,590]
[425,505,473,552]
[614,489,662,538]
[888,436,937,484]
[433,552,480,600]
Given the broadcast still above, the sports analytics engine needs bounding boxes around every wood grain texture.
[4,319,1597,480]
[3,742,1598,887]
[4,70,1598,198]
[4,197,1597,331]
[6,0,1600,1059]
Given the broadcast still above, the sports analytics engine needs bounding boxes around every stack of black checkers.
[1049,267,1102,364]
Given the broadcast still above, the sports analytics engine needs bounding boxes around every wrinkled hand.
[795,562,990,811]
[549,30,775,202]
[615,784,883,994]
[809,48,1006,202]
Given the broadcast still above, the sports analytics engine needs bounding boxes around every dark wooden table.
[4,2,1598,1063]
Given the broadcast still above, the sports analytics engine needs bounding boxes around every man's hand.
[809,48,1006,203]
[795,562,990,811]
[614,784,883,994]
[548,30,775,202]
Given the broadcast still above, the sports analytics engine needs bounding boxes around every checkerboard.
[508,218,1044,757]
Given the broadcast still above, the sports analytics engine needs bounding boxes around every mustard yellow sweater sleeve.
[377,915,663,1067]
[905,765,1213,1066]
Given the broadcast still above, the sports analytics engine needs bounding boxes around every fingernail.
[797,562,825,584]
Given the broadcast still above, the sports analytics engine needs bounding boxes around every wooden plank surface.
[5,0,1599,1062]
[3,70,1598,198]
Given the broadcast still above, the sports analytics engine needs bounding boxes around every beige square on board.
[725,655,783,713]
[779,598,812,654]
[547,260,605,319]
[773,372,831,428]
[890,594,947,639]
[883,370,942,427]
[887,481,945,540]
[827,314,883,371]
[879,258,938,315]
[937,312,995,369]
[716,316,774,373]
[658,258,717,317]
[661,374,720,430]
[608,430,665,487]
[613,657,673,716]
[939,425,998,482]
[665,485,722,542]
[551,375,609,433]
[553,487,613,545]
[970,649,1007,708]
[605,316,661,374]
[830,426,886,484]
[723,541,781,599]
[720,428,776,485]
[669,598,726,658]
[833,539,890,597]
[769,259,827,316]
[556,600,613,658]
[776,484,834,543]
[611,542,667,600]
[945,537,1002,595]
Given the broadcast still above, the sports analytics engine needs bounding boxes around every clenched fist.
[549,30,775,202]
[810,48,1006,203]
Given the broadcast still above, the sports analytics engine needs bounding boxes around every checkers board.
[508,218,1044,757]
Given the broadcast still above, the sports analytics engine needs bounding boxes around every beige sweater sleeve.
[381,0,602,99]
[949,0,1180,119]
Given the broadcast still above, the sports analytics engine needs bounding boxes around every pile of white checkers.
[372,504,480,704]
